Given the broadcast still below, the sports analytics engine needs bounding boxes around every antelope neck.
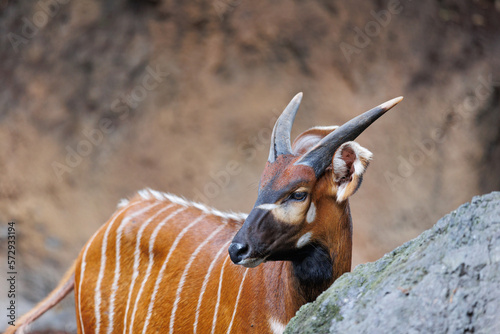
[270,197,353,320]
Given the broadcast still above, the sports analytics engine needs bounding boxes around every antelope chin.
[238,257,265,268]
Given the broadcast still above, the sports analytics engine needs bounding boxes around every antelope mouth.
[238,257,266,268]
[228,239,271,267]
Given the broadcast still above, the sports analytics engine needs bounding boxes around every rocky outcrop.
[286,192,500,334]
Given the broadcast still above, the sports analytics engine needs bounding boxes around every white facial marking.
[257,203,279,211]
[258,196,308,225]
[268,317,286,334]
[296,232,312,248]
[306,202,316,223]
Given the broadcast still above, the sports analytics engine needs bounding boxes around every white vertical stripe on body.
[211,255,231,334]
[78,228,103,334]
[141,214,207,334]
[226,268,249,333]
[94,202,144,334]
[169,224,225,333]
[107,203,159,334]
[127,206,186,334]
[193,240,232,334]
[122,204,175,333]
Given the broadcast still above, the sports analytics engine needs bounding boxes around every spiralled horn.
[295,96,403,176]
[268,92,303,162]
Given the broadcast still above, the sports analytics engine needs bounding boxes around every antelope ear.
[292,126,339,155]
[332,141,372,202]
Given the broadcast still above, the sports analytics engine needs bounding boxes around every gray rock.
[285,192,500,334]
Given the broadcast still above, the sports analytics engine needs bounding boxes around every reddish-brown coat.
[72,189,352,333]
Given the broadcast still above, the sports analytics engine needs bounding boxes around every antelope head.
[229,93,402,269]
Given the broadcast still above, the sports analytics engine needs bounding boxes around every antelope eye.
[289,192,308,201]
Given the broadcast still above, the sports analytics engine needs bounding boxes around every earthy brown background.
[1,0,499,331]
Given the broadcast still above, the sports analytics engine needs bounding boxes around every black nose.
[228,242,249,264]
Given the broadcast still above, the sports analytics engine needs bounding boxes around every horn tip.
[294,92,304,101]
[380,96,404,111]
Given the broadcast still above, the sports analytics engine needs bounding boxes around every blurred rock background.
[0,0,499,331]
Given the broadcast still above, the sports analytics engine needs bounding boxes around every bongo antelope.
[5,93,402,334]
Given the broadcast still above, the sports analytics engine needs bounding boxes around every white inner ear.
[333,142,372,180]
[332,142,372,202]
[350,143,372,176]
[333,152,348,180]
